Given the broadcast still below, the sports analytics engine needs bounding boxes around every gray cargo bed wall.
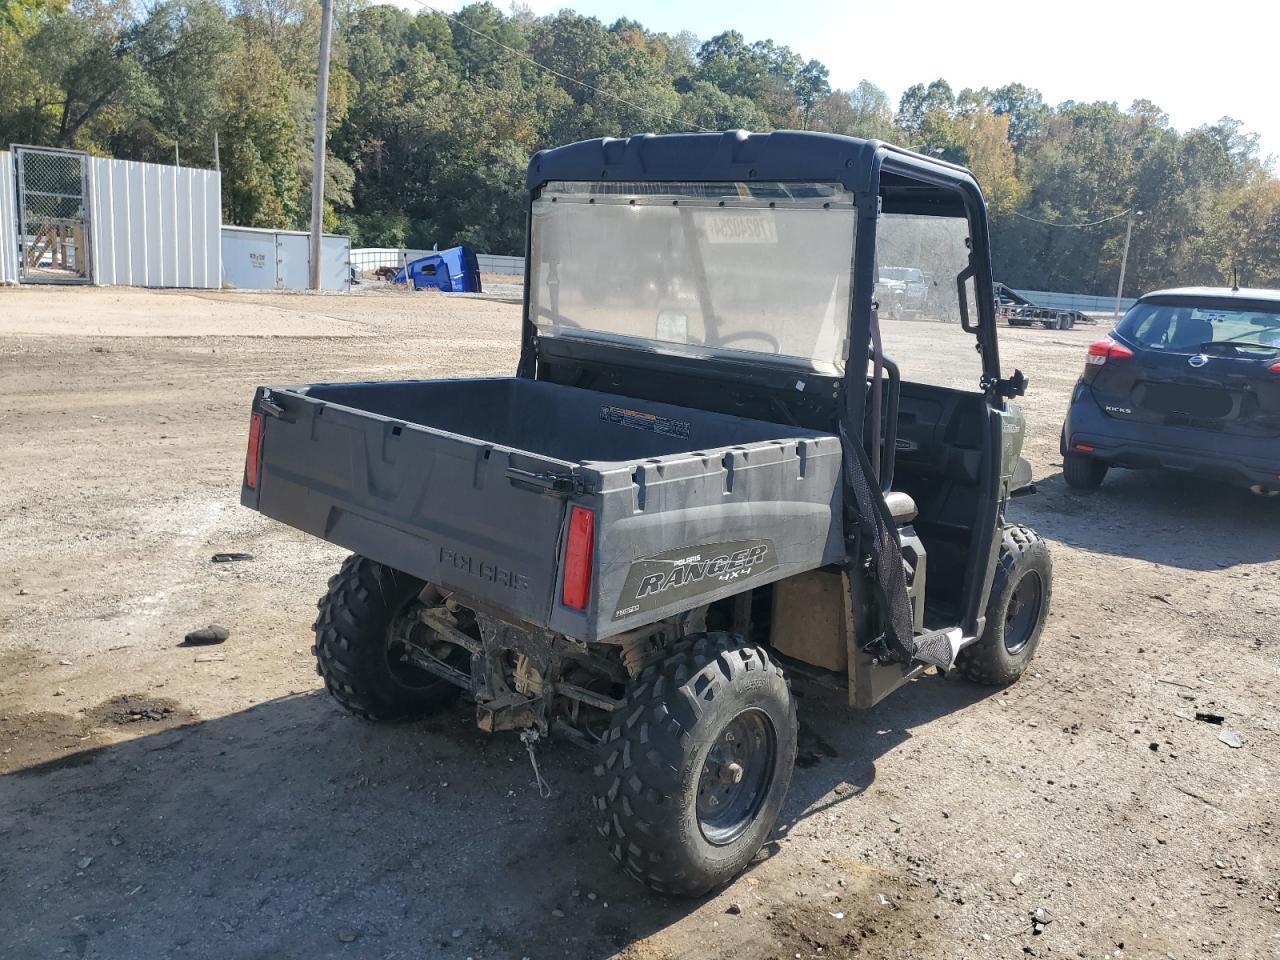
[248,378,844,642]
[571,435,844,640]
[297,378,806,463]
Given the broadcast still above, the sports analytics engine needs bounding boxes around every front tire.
[1063,452,1108,489]
[957,525,1052,686]
[312,554,466,721]
[594,633,798,897]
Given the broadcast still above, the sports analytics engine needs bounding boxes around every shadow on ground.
[1021,467,1280,570]
[0,672,989,960]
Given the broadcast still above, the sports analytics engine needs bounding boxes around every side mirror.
[1005,369,1029,398]
[986,368,1028,399]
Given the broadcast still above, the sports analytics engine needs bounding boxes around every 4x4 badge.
[1188,354,1209,368]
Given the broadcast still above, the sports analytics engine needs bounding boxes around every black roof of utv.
[527,130,982,217]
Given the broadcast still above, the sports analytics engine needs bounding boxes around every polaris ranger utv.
[240,131,1051,896]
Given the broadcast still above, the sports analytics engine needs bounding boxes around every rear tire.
[594,633,797,897]
[312,554,466,721]
[957,525,1051,686]
[1063,452,1108,490]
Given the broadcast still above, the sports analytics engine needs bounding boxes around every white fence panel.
[351,248,526,277]
[349,247,431,276]
[0,151,17,284]
[201,171,219,288]
[145,163,163,284]
[475,253,524,275]
[87,156,220,289]
[129,161,148,284]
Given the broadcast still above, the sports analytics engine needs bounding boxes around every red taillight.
[1086,338,1134,366]
[1073,443,1095,453]
[562,506,594,610]
[245,412,263,489]
[1270,361,1280,374]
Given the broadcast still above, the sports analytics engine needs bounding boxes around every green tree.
[219,49,303,227]
[123,0,234,162]
[985,82,1046,150]
[2,0,64,36]
[3,2,1279,288]
[680,79,769,132]
[810,80,895,140]
[23,1,155,148]
[897,79,954,140]
[695,30,764,99]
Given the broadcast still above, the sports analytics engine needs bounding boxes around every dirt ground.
[0,286,1276,960]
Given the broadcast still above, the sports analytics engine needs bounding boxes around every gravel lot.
[1,286,1276,960]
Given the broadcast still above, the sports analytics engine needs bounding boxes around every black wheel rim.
[1003,571,1044,655]
[696,708,777,846]
[386,603,450,691]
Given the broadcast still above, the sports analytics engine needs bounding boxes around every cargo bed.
[243,378,844,641]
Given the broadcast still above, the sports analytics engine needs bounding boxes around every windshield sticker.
[612,540,778,620]
[698,212,779,244]
[600,405,691,439]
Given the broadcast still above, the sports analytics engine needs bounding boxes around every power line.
[411,1,715,134]
[1011,208,1131,228]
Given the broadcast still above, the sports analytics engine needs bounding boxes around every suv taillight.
[1086,338,1134,366]
[1269,361,1280,374]
[245,413,264,489]
[562,506,594,610]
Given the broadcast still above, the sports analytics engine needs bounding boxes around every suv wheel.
[1063,452,1108,490]
[594,633,797,897]
[957,525,1052,685]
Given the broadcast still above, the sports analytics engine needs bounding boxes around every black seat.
[1168,316,1213,352]
[884,490,917,525]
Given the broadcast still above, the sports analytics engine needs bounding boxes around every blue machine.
[392,246,482,292]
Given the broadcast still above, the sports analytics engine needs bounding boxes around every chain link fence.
[15,146,91,282]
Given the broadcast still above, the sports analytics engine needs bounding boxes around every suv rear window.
[1116,300,1280,357]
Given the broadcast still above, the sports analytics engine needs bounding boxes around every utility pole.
[1113,209,1140,321]
[309,0,334,291]
[213,130,220,172]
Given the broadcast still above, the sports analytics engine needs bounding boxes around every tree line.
[3,0,1278,294]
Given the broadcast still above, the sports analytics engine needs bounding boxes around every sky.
[427,0,1279,161]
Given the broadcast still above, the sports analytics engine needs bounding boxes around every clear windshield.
[528,181,857,374]
[875,212,982,391]
[1117,301,1280,357]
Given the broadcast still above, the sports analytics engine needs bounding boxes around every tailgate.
[1092,350,1280,437]
[241,388,576,627]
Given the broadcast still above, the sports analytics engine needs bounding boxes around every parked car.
[875,265,930,318]
[1061,286,1280,495]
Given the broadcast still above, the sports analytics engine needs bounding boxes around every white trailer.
[221,226,350,292]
